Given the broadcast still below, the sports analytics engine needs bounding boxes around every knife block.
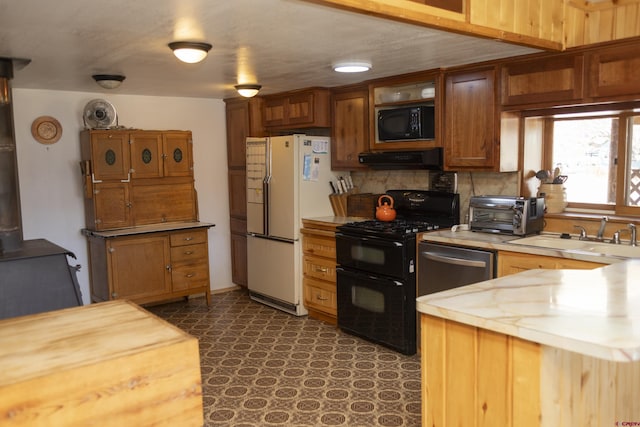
[329,193,349,217]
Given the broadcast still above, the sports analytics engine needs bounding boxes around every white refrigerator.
[246,134,338,316]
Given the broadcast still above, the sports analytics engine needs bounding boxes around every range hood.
[358,148,442,170]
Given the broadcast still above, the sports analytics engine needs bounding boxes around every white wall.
[12,89,232,303]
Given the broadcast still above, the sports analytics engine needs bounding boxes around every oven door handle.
[422,251,488,269]
[336,233,404,247]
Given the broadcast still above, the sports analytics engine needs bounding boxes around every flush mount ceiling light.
[234,84,262,98]
[332,61,372,73]
[92,74,126,89]
[168,41,212,64]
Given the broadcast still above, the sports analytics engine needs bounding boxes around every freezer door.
[246,137,267,235]
[267,136,297,241]
[247,235,300,307]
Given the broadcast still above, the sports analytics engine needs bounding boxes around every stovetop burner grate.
[339,219,439,238]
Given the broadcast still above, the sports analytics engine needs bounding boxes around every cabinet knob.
[108,247,115,253]
[111,292,118,298]
[314,266,328,273]
[166,265,172,271]
[186,273,195,278]
[184,236,194,241]
[184,250,194,255]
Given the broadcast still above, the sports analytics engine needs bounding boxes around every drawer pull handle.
[184,250,194,255]
[316,295,328,301]
[183,237,194,241]
[314,267,328,273]
[186,273,195,278]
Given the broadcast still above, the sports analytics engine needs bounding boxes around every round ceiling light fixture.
[332,61,372,73]
[168,41,212,64]
[234,84,262,98]
[92,74,126,89]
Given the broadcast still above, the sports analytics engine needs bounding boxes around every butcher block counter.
[416,259,640,427]
[0,300,203,426]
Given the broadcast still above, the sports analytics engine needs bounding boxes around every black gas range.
[335,190,459,355]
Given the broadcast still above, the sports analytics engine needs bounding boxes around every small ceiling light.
[168,41,212,64]
[92,74,126,89]
[332,61,372,73]
[235,84,262,98]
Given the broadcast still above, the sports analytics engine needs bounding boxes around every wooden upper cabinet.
[331,86,369,170]
[225,97,264,168]
[88,130,131,181]
[587,43,640,100]
[444,67,498,171]
[501,53,585,107]
[162,132,193,177]
[130,132,163,179]
[263,88,330,129]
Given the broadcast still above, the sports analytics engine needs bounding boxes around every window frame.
[535,102,640,216]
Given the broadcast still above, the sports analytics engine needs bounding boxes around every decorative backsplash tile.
[351,170,519,224]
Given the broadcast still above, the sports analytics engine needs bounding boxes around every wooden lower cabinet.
[86,225,212,306]
[497,250,606,277]
[421,314,640,426]
[301,220,338,324]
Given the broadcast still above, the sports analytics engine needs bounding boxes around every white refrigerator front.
[246,134,337,316]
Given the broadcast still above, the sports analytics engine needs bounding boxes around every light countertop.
[82,221,215,238]
[417,259,640,362]
[420,229,627,264]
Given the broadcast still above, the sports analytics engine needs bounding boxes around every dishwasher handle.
[422,251,488,269]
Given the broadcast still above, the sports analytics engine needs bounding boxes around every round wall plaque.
[31,116,63,145]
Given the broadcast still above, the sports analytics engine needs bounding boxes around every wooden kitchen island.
[0,300,203,426]
[417,260,640,427]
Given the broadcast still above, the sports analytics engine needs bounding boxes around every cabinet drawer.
[170,243,207,264]
[302,233,336,258]
[303,277,337,315]
[170,229,207,247]
[172,264,209,291]
[303,255,336,282]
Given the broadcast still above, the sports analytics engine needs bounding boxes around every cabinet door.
[132,182,196,225]
[93,182,132,230]
[587,43,640,99]
[230,218,248,287]
[90,131,131,181]
[228,169,247,218]
[331,88,369,170]
[444,68,497,170]
[501,54,584,107]
[108,235,171,300]
[130,131,163,179]
[163,132,193,177]
[263,96,287,127]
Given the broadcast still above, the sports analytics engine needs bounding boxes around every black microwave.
[377,105,435,141]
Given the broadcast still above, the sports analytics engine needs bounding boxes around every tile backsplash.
[350,170,519,224]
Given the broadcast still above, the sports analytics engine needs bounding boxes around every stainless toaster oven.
[469,195,544,236]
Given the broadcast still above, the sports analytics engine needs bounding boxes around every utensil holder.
[538,184,567,213]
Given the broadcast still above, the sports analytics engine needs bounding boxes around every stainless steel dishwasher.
[418,241,495,297]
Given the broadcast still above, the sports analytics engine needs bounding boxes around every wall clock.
[31,116,63,145]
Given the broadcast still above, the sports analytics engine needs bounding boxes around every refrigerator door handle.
[263,175,270,236]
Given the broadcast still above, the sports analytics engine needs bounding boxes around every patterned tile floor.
[148,290,422,427]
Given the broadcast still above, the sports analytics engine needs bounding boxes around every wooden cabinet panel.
[162,132,193,177]
[108,235,171,301]
[92,182,131,230]
[230,230,248,287]
[225,98,264,168]
[88,131,131,181]
[262,88,330,129]
[331,87,369,170]
[228,169,247,219]
[87,227,212,306]
[444,67,497,170]
[130,132,163,179]
[131,182,196,225]
[587,43,640,99]
[497,250,606,277]
[301,224,338,324]
[501,54,585,106]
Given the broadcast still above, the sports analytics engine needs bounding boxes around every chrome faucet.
[596,216,609,241]
[629,223,637,247]
[574,225,587,240]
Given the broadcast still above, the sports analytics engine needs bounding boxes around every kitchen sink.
[508,234,640,258]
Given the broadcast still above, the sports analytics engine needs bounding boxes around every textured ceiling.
[0,0,541,99]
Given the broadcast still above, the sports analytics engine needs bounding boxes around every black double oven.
[335,190,459,355]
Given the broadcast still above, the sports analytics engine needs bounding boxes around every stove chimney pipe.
[0,58,23,253]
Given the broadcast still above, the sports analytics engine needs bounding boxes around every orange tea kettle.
[376,195,396,222]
